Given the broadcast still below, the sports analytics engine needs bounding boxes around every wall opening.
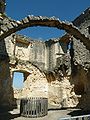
[13,72,24,90]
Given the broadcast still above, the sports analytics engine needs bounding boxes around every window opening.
[13,72,24,89]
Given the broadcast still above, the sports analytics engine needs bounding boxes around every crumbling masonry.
[0,0,90,110]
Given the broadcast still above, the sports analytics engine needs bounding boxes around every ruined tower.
[0,0,6,13]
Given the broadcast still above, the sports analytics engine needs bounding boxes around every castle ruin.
[0,0,90,110]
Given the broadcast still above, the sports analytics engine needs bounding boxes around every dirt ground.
[10,108,71,120]
[0,107,89,120]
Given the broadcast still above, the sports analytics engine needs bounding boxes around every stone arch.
[0,15,90,50]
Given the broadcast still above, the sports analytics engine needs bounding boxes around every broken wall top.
[73,7,90,27]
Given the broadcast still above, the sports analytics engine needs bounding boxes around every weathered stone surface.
[1,24,8,32]
[13,62,48,98]
[48,77,80,108]
[13,63,79,108]
[22,17,29,23]
[0,60,14,106]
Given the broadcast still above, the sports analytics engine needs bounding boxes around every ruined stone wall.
[13,60,79,108]
[0,34,15,106]
[1,32,75,108]
[47,76,79,108]
[79,20,90,37]
[71,38,90,110]
[29,40,46,70]
[7,34,79,108]
[45,39,68,71]
[0,58,14,106]
[71,17,90,110]
[6,34,68,71]
[3,34,46,70]
[11,61,48,99]
[0,24,87,109]
[0,6,90,110]
[15,35,47,70]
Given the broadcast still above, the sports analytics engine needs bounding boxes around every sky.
[6,0,90,40]
[5,0,90,89]
[13,72,24,89]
